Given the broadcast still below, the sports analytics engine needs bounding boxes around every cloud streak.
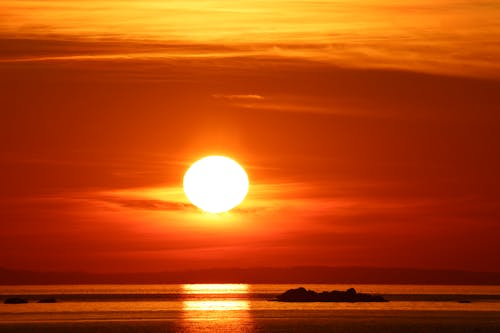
[0,1,499,77]
[212,94,264,101]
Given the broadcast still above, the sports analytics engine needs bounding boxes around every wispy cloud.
[212,93,336,114]
[212,94,264,100]
[0,1,499,77]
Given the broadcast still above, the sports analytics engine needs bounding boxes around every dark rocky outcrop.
[276,287,387,302]
[37,298,57,303]
[4,297,28,304]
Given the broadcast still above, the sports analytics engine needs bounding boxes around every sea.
[1,284,499,332]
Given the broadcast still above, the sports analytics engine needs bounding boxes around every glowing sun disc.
[183,156,249,213]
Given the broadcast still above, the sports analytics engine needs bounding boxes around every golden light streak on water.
[183,284,249,294]
[181,284,253,332]
[183,300,250,311]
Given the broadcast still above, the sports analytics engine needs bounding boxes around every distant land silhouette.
[276,287,387,302]
[1,266,500,285]
[3,297,28,304]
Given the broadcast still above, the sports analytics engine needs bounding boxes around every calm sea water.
[1,284,499,332]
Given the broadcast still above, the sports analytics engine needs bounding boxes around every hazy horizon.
[2,266,500,286]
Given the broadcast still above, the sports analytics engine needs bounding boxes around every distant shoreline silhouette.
[275,287,387,302]
[1,266,500,285]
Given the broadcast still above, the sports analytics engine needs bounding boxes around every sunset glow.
[0,0,499,276]
[1,2,500,332]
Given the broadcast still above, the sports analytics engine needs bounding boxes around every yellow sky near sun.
[1,0,499,77]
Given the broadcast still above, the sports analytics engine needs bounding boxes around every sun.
[183,156,249,213]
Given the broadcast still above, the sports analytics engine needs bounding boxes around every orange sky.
[1,0,499,274]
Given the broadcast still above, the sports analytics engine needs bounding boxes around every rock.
[4,297,28,304]
[37,298,57,303]
[346,288,357,296]
[276,287,387,302]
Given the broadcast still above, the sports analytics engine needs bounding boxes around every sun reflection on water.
[181,284,254,332]
[183,284,249,294]
[184,300,250,311]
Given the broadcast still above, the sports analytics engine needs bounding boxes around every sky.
[1,0,499,274]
